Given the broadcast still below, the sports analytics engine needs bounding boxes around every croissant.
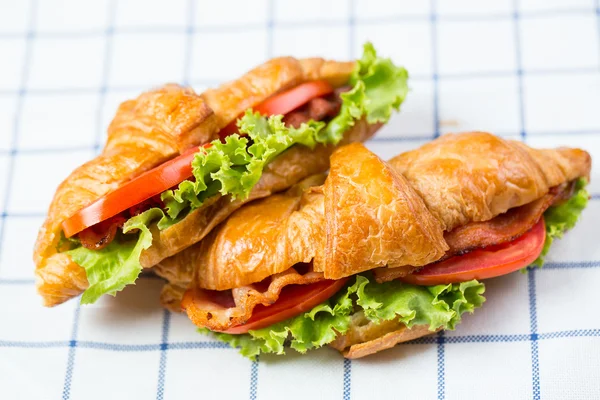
[171,132,590,358]
[33,45,404,307]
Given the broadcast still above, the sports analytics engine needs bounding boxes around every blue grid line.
[267,0,275,58]
[432,8,597,22]
[163,341,231,350]
[1,126,599,156]
[0,83,218,96]
[93,0,117,151]
[597,0,600,60]
[156,310,171,400]
[436,331,445,400]
[443,334,530,344]
[0,278,35,284]
[539,329,600,340]
[77,341,161,351]
[0,7,596,41]
[0,5,596,398]
[511,128,600,136]
[527,268,541,400]
[0,146,96,155]
[340,2,356,398]
[431,2,444,396]
[2,329,598,351]
[514,1,527,141]
[0,0,37,279]
[0,340,69,349]
[348,0,356,60]
[419,67,600,79]
[0,67,597,98]
[2,126,599,156]
[531,339,540,399]
[249,357,259,400]
[0,340,229,351]
[1,211,45,217]
[159,2,194,396]
[431,0,440,138]
[343,358,352,400]
[61,303,81,400]
[61,3,116,398]
[543,261,600,269]
[182,0,195,86]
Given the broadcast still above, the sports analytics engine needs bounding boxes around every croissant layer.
[176,132,590,351]
[35,56,358,306]
[178,133,590,294]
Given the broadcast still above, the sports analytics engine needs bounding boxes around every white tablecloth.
[0,0,599,399]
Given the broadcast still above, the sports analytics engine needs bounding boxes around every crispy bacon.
[283,91,344,128]
[181,265,324,332]
[444,192,557,255]
[78,215,126,250]
[77,194,163,250]
[373,183,571,283]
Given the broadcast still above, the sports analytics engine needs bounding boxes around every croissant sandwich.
[34,43,409,306]
[161,133,591,359]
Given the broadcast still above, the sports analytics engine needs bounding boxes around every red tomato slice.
[400,218,546,285]
[218,80,334,139]
[222,277,349,334]
[61,144,210,238]
[63,80,334,238]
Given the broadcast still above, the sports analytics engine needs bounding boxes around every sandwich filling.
[57,43,410,304]
[195,178,589,358]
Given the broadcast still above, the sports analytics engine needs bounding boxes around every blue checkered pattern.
[0,0,599,399]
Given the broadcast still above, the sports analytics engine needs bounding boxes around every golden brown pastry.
[388,132,591,232]
[171,132,590,357]
[34,84,217,306]
[173,133,589,292]
[172,143,447,297]
[143,119,379,271]
[34,55,375,307]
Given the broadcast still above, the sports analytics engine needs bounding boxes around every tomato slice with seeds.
[62,80,334,238]
[62,144,210,238]
[400,218,546,285]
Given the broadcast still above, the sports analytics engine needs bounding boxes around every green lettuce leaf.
[67,209,163,304]
[162,42,409,220]
[318,42,409,143]
[160,116,326,220]
[64,42,410,305]
[355,276,485,330]
[202,275,485,359]
[531,178,589,268]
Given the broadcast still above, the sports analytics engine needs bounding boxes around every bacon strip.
[78,215,126,250]
[373,184,569,283]
[181,265,324,332]
[444,192,557,255]
[78,194,164,250]
[283,92,343,128]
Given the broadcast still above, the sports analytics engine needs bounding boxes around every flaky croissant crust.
[179,133,591,292]
[174,132,590,352]
[34,56,357,306]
